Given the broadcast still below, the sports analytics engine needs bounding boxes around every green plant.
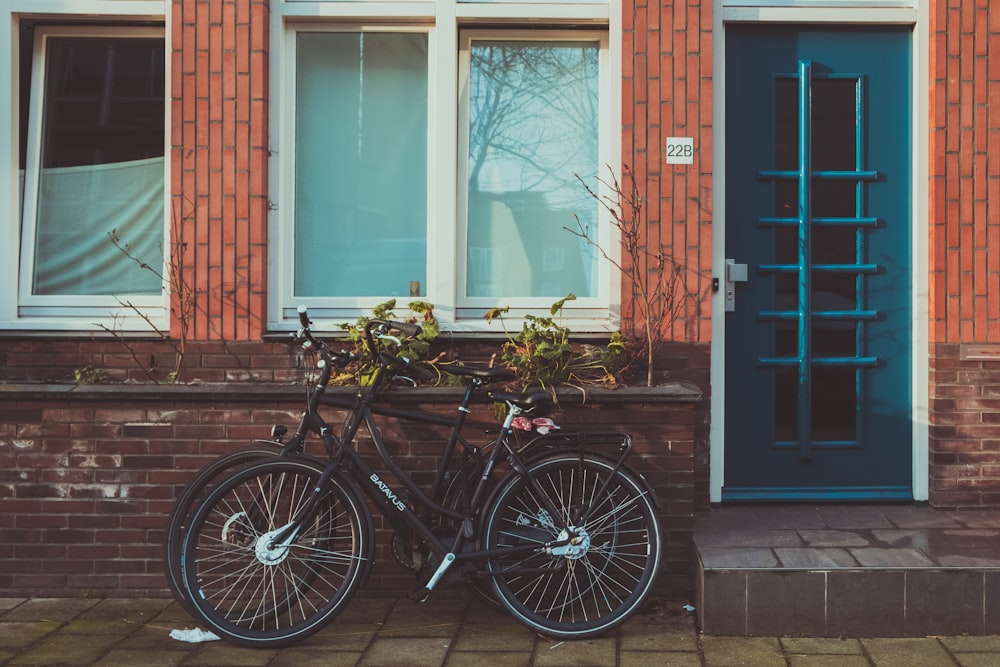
[333,299,442,386]
[73,364,108,386]
[486,294,628,390]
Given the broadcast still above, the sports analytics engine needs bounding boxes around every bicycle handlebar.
[294,306,431,380]
[293,305,355,368]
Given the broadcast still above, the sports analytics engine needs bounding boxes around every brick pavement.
[2,593,1000,666]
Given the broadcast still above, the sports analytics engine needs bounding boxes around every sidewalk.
[3,592,1000,667]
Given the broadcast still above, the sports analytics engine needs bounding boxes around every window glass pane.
[31,36,164,296]
[466,40,599,298]
[294,32,428,298]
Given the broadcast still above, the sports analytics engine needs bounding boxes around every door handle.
[724,259,748,312]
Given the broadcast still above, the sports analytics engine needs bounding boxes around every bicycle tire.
[163,445,286,615]
[482,453,661,639]
[181,458,373,647]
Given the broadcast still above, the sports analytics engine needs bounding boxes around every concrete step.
[693,504,1000,637]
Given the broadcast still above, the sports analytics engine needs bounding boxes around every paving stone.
[0,599,27,614]
[334,597,396,625]
[798,530,871,548]
[861,638,953,667]
[6,632,121,666]
[185,643,277,666]
[357,636,452,667]
[378,599,465,638]
[269,649,366,667]
[0,620,62,649]
[699,547,780,568]
[939,635,1000,653]
[92,648,189,667]
[87,598,174,619]
[445,652,532,667]
[951,655,1000,667]
[619,623,699,652]
[774,547,860,568]
[1,598,100,622]
[294,622,380,650]
[701,636,785,667]
[532,636,616,667]
[620,651,702,667]
[781,637,865,655]
[696,528,804,548]
[849,548,935,567]
[61,616,146,635]
[787,656,871,667]
[449,618,536,652]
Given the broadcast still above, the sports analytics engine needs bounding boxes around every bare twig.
[569,164,698,386]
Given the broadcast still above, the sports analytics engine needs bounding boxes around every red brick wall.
[0,340,304,385]
[928,3,1000,507]
[171,0,270,341]
[0,387,698,598]
[623,0,714,345]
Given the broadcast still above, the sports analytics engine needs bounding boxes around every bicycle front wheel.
[181,458,373,648]
[164,445,285,615]
[482,454,661,639]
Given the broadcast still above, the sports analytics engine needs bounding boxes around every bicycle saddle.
[448,365,516,383]
[489,389,554,415]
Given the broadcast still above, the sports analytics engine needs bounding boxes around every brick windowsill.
[0,380,703,405]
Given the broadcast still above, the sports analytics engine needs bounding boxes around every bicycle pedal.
[409,587,431,603]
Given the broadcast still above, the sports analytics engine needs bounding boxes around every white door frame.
[709,0,929,503]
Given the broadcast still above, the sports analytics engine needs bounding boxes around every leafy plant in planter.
[485,294,628,391]
[569,164,698,386]
[333,299,442,386]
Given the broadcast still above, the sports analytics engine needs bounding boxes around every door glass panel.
[812,366,856,441]
[774,366,797,442]
[812,79,857,170]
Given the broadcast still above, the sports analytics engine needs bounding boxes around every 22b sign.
[666,137,694,164]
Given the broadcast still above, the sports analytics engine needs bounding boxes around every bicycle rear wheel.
[163,445,285,615]
[181,458,373,647]
[482,454,661,639]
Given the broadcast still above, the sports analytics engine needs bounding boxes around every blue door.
[723,26,913,501]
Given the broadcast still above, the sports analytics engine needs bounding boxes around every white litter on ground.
[169,627,221,643]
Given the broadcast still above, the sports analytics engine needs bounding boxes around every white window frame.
[269,0,621,333]
[0,3,168,332]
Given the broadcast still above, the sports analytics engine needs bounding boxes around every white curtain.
[31,157,164,296]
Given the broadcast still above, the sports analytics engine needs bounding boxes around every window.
[293,31,428,299]
[461,35,601,302]
[15,24,165,322]
[275,15,615,331]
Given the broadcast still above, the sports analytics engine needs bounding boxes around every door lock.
[724,259,748,312]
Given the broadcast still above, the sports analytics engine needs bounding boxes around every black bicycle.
[163,314,512,615]
[174,307,662,647]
